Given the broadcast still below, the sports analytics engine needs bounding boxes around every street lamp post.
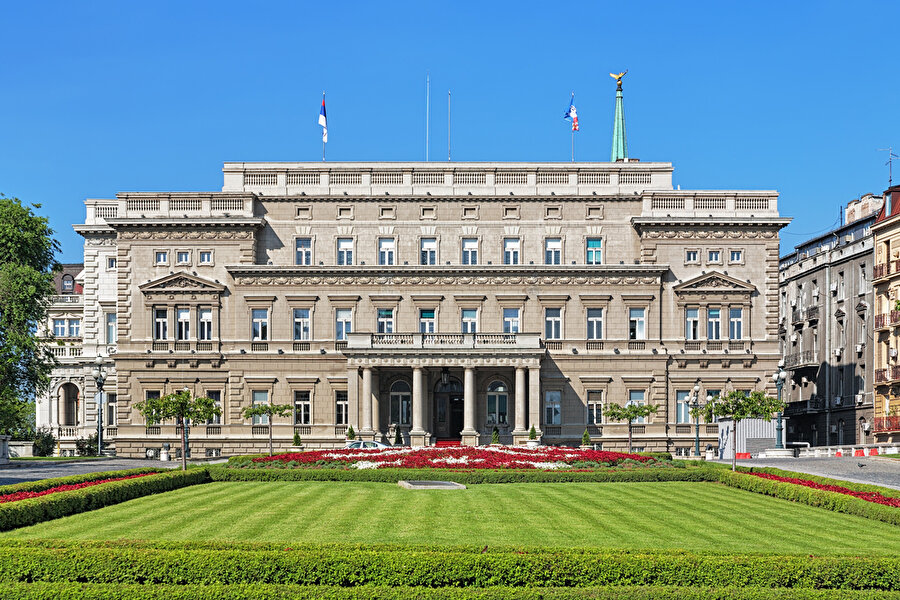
[690,384,701,457]
[772,365,787,449]
[91,356,106,457]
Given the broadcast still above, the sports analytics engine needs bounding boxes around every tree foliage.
[0,197,60,435]
[241,402,293,456]
[691,390,784,470]
[604,403,660,453]
[135,389,220,469]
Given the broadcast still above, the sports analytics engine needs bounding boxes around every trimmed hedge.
[0,468,164,497]
[4,583,900,599]
[0,469,210,531]
[739,466,900,499]
[1,543,899,589]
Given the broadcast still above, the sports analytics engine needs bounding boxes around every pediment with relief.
[673,271,756,294]
[139,272,226,294]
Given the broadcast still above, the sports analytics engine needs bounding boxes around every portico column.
[462,367,476,434]
[514,366,527,433]
[528,365,541,435]
[411,367,424,434]
[361,367,373,433]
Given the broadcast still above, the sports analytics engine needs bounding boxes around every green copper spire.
[610,70,628,162]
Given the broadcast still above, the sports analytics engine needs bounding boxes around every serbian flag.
[318,95,328,143]
[564,93,578,132]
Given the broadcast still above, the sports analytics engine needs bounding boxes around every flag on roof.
[318,95,328,143]
[564,94,578,132]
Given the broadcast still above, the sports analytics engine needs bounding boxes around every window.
[251,390,269,425]
[337,238,353,265]
[676,390,691,424]
[198,308,213,340]
[154,309,168,340]
[586,308,603,339]
[729,307,743,339]
[105,312,117,344]
[487,381,508,425]
[628,308,645,340]
[503,308,520,333]
[544,308,561,339]
[390,381,411,425]
[176,308,190,340]
[378,238,395,266]
[545,390,561,425]
[860,264,867,289]
[685,250,699,263]
[295,238,312,265]
[106,393,117,426]
[627,390,646,424]
[376,308,394,333]
[155,251,168,265]
[706,389,721,422]
[838,271,845,299]
[67,319,80,337]
[107,257,117,269]
[293,309,311,340]
[708,250,721,263]
[199,251,212,265]
[206,390,221,425]
[61,275,74,292]
[251,309,269,341]
[53,319,66,337]
[462,238,478,265]
[587,390,603,425]
[545,238,562,265]
[335,390,349,425]
[685,308,699,340]
[503,238,520,265]
[586,238,602,265]
[176,251,190,265]
[461,309,477,333]
[707,307,721,340]
[335,309,352,340]
[729,250,743,263]
[145,391,161,424]
[293,391,311,425]
[420,238,437,265]
[419,309,436,333]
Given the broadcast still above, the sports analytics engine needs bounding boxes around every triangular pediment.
[856,300,868,314]
[139,272,225,293]
[673,271,756,293]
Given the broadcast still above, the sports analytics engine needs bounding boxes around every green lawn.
[5,481,900,554]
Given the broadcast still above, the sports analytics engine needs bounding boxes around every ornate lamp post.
[90,356,106,457]
[689,384,701,457]
[772,365,787,449]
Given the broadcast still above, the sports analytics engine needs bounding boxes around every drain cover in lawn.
[398,480,467,490]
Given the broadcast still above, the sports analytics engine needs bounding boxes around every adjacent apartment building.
[55,159,788,458]
[778,194,882,447]
[872,184,900,443]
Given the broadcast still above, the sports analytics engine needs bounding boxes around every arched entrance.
[434,377,464,440]
[58,383,79,427]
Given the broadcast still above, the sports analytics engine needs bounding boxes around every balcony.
[50,295,83,306]
[891,311,900,326]
[874,416,900,433]
[347,332,542,350]
[875,366,900,385]
[84,195,256,225]
[874,263,889,279]
[805,306,819,322]
[784,350,818,369]
[791,308,804,325]
[876,314,889,330]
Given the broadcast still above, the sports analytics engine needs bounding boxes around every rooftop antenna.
[878,147,898,187]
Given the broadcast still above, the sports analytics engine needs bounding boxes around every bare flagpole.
[571,91,575,162]
[448,89,452,162]
[425,74,430,162]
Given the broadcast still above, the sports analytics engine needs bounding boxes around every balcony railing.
[50,295,83,305]
[805,306,819,321]
[784,350,817,369]
[347,332,542,350]
[874,416,900,433]
[874,263,889,279]
[876,314,889,329]
[876,368,889,384]
[891,311,900,326]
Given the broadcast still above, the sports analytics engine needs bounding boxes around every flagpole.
[425,74,430,162]
[571,130,575,162]
[448,89,451,162]
[321,91,326,162]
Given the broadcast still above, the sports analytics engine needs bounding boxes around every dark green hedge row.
[0,469,210,531]
[2,545,899,589]
[5,583,900,600]
[0,467,164,497]
[737,466,900,499]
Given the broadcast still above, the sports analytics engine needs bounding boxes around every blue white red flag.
[564,94,578,132]
[318,95,328,143]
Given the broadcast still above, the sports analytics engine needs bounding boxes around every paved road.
[715,456,900,490]
[0,459,179,486]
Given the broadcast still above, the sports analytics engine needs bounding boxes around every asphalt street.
[716,456,900,490]
[0,458,179,486]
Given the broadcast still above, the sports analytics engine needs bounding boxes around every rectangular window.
[198,308,213,340]
[176,308,190,340]
[461,238,478,265]
[503,308,520,333]
[627,389,646,424]
[337,238,353,265]
[206,390,221,425]
[685,308,699,340]
[587,390,603,425]
[335,309,352,340]
[486,387,508,425]
[105,312,117,344]
[145,391,161,424]
[199,251,212,265]
[685,250,699,263]
[295,238,312,265]
[155,251,168,265]
[154,308,168,340]
[294,390,311,425]
[545,238,562,265]
[390,386,411,425]
[376,308,394,333]
[461,309,477,333]
[419,309,436,333]
[503,238,520,265]
[251,308,269,341]
[544,390,561,425]
[106,393,117,426]
[335,390,349,425]
[708,250,721,263]
[293,308,311,340]
[378,238,395,266]
[420,238,437,265]
[628,308,645,340]
[107,257,117,269]
[729,307,743,340]
[586,308,603,339]
[251,390,268,425]
[838,271,845,299]
[730,250,742,263]
[676,390,691,424]
[586,238,602,265]
[53,319,66,337]
[544,308,561,339]
[176,251,190,265]
[65,319,79,337]
[707,307,721,340]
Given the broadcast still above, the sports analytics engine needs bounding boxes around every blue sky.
[2,0,898,262]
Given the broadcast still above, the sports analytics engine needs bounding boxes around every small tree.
[135,389,220,470]
[346,425,356,440]
[528,425,537,441]
[491,426,500,444]
[581,428,591,447]
[292,430,302,447]
[241,402,293,456]
[393,426,403,446]
[604,403,660,453]
[691,390,784,471]
[33,427,55,457]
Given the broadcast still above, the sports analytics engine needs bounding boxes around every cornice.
[105,218,265,229]
[226,264,668,277]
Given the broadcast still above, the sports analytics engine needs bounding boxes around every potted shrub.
[580,428,592,450]
[292,430,303,450]
[393,426,403,447]
[491,426,500,445]
[526,425,540,448]
[346,425,356,441]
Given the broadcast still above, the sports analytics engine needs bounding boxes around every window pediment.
[673,271,756,295]
[139,272,225,294]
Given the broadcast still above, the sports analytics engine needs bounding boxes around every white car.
[344,440,391,449]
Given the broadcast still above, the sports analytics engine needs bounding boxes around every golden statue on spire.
[610,70,628,88]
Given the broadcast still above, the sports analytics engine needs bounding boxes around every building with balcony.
[778,195,881,447]
[872,185,900,442]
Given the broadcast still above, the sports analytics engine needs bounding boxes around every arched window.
[390,381,411,425]
[486,381,508,425]
[61,274,74,293]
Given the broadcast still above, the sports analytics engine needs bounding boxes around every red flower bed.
[748,472,900,508]
[0,473,158,504]
[252,446,653,470]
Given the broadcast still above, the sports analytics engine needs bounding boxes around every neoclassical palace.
[37,159,788,457]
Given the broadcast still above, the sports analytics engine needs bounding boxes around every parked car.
[344,440,391,449]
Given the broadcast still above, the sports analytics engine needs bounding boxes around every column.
[346,366,359,433]
[371,371,381,439]
[411,367,424,434]
[361,367,373,433]
[514,366,527,433]
[463,367,476,434]
[528,365,541,434]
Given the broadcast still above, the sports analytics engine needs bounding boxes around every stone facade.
[872,185,900,442]
[74,161,787,457]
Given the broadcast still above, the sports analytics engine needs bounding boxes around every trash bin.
[160,442,170,462]
[705,444,715,461]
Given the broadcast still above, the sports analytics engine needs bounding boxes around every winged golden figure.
[610,70,628,84]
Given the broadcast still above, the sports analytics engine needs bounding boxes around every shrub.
[75,433,98,456]
[0,468,162,497]
[491,427,500,444]
[635,452,673,461]
[528,425,537,440]
[32,428,55,457]
[393,427,402,446]
[581,429,591,446]
[346,426,355,441]
[293,431,302,447]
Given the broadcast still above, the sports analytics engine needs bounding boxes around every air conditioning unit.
[830,282,838,293]
[790,333,798,342]
[833,347,842,357]
[855,393,864,404]
[834,396,842,406]
[891,348,898,359]
[863,422,871,432]
[790,298,797,307]
[830,425,837,433]
[856,343,864,354]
